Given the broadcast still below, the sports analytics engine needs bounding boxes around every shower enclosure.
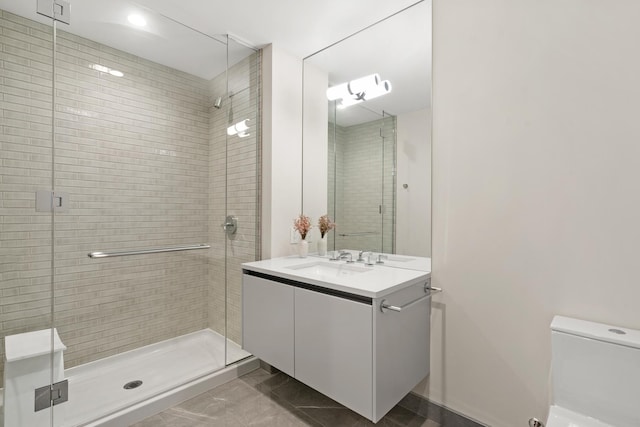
[0,1,260,425]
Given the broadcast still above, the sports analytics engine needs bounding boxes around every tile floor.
[132,368,439,426]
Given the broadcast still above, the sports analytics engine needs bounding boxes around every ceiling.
[0,0,430,120]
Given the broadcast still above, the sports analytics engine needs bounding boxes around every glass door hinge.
[36,190,69,212]
[35,379,68,412]
[37,0,71,24]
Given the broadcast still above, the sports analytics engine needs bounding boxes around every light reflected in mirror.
[302,0,431,258]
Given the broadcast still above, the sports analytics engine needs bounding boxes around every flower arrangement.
[293,214,312,240]
[318,214,336,238]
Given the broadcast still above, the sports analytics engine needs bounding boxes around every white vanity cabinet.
[242,264,432,423]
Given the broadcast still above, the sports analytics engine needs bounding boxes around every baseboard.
[259,360,280,374]
[398,392,487,427]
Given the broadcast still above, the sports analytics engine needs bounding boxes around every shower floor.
[66,329,252,426]
[14,329,253,427]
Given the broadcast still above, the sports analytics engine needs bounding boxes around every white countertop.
[242,256,430,298]
[310,250,431,272]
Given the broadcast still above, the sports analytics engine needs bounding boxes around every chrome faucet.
[357,250,373,262]
[339,251,354,263]
[356,251,375,265]
[365,252,375,266]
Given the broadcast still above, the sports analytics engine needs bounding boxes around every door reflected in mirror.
[302,0,431,258]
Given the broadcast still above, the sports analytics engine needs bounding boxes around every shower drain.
[123,380,143,390]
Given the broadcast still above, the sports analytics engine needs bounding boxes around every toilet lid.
[547,406,613,427]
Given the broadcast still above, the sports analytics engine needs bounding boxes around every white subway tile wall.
[0,11,260,383]
[328,117,395,253]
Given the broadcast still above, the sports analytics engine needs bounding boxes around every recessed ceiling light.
[109,70,124,77]
[128,14,147,27]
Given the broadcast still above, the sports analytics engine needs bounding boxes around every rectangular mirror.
[302,0,431,258]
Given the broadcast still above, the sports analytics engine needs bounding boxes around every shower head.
[214,97,222,109]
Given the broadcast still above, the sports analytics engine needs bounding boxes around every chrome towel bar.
[88,244,210,259]
[380,286,442,313]
[337,231,378,237]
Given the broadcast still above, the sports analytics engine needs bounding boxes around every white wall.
[302,62,329,251]
[262,44,303,258]
[396,108,431,257]
[417,1,640,426]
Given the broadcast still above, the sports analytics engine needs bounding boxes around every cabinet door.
[242,274,294,376]
[294,287,373,419]
[373,281,430,422]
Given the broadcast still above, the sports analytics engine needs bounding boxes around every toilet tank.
[551,316,640,427]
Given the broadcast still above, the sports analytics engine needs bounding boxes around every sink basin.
[286,261,369,277]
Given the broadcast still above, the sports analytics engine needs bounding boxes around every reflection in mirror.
[303,0,431,258]
[328,103,396,254]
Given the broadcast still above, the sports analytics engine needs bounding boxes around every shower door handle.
[221,216,238,235]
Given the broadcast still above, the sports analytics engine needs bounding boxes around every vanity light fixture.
[89,64,124,77]
[328,74,392,109]
[327,73,380,101]
[127,13,147,27]
[227,119,250,138]
[363,80,392,100]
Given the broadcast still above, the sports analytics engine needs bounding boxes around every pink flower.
[318,214,336,238]
[293,214,312,240]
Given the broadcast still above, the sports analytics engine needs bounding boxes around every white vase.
[317,236,327,256]
[298,239,309,258]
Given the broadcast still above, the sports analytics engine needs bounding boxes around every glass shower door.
[48,2,245,425]
[0,6,56,427]
[222,36,261,366]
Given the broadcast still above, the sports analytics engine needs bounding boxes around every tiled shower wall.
[0,11,55,384]
[327,121,345,251]
[0,10,259,382]
[328,117,395,253]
